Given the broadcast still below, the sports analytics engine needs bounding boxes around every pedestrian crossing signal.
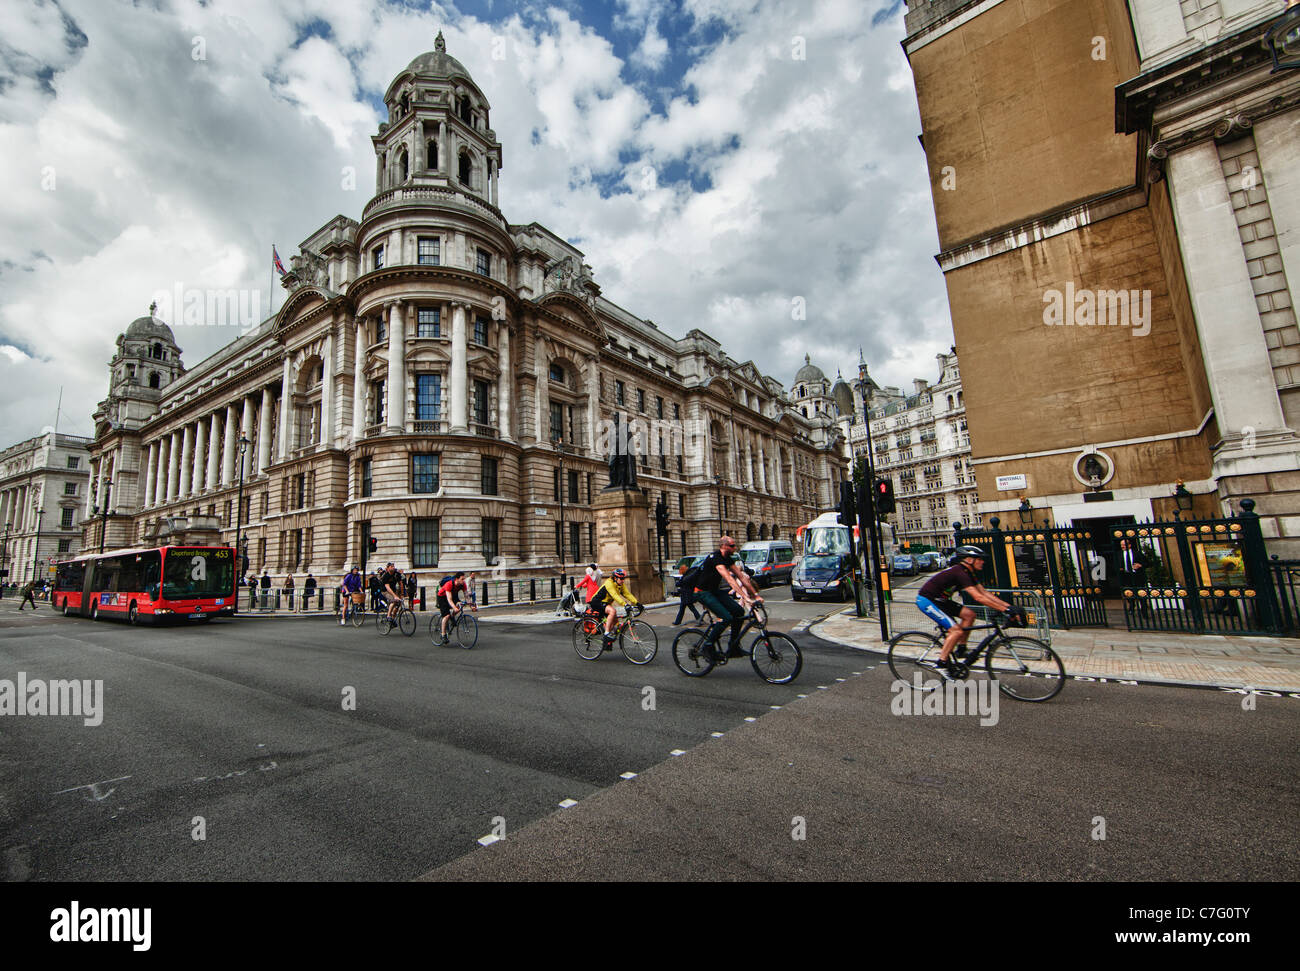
[875,479,895,515]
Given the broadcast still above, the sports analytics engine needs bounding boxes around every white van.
[738,540,797,587]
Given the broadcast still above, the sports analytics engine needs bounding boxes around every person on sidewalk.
[18,579,38,611]
[1117,538,1151,618]
[673,561,703,625]
[304,573,317,610]
[283,574,295,611]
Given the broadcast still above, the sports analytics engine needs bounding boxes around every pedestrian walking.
[283,574,295,611]
[18,579,38,611]
[304,573,317,610]
[673,561,703,625]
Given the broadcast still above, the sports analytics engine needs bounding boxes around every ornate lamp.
[1173,480,1194,519]
[1017,498,1033,524]
[1264,0,1300,72]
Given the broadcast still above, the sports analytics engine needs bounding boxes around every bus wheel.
[128,604,139,625]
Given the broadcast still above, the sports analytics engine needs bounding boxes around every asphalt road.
[0,588,859,880]
[2,584,1296,882]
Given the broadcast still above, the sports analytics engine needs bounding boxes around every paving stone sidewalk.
[811,609,1300,693]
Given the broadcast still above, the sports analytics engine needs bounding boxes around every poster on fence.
[1010,542,1051,588]
[1194,540,1246,587]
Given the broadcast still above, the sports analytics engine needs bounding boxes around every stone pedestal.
[593,487,657,604]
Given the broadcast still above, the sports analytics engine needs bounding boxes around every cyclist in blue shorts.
[915,546,1012,675]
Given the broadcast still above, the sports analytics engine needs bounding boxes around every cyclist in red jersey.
[435,572,475,645]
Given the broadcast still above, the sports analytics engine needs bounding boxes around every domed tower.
[791,354,832,420]
[372,30,503,208]
[86,302,185,548]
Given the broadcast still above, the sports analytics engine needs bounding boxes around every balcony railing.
[471,422,498,439]
[411,418,448,435]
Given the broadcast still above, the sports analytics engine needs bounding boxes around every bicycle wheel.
[985,636,1065,702]
[886,630,945,692]
[749,631,802,684]
[455,613,478,649]
[398,608,417,637]
[620,620,658,665]
[672,627,715,677]
[573,620,603,660]
[376,611,394,635]
[350,607,365,628]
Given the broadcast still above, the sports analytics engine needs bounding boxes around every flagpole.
[54,386,63,438]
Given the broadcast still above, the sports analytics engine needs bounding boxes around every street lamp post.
[1,521,11,598]
[554,438,568,586]
[714,474,723,538]
[235,434,250,595]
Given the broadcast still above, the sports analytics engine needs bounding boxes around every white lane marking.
[797,694,808,698]
[559,798,578,808]
[619,771,637,780]
[770,705,782,710]
[477,834,502,846]
[710,732,724,738]
[744,717,757,723]
[669,749,686,756]
[55,776,132,802]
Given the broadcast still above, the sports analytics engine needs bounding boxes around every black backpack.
[679,561,706,593]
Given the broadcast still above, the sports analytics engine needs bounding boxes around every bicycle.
[335,595,368,628]
[429,602,478,649]
[573,605,658,664]
[376,598,417,637]
[886,612,1066,702]
[672,602,802,684]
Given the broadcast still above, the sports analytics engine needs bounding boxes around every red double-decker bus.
[54,546,237,624]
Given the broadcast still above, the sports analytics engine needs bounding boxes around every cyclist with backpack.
[435,571,475,645]
[916,546,1012,676]
[588,568,641,652]
[692,536,761,660]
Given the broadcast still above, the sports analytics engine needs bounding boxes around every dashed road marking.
[559,798,578,808]
[619,771,637,780]
[477,833,502,847]
[669,749,685,756]
[710,732,724,738]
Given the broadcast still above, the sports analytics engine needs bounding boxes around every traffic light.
[655,499,669,537]
[874,478,896,515]
[368,537,378,553]
[838,481,856,526]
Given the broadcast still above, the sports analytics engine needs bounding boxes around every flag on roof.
[273,245,287,277]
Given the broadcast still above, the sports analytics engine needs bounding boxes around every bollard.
[481,581,488,606]
[550,578,556,599]
[508,580,514,603]
[530,579,536,602]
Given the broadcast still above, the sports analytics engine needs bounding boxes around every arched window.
[427,139,438,171]
[549,362,565,384]
[458,95,472,124]
[746,522,756,541]
[152,343,163,359]
[149,372,161,389]
[458,151,471,186]
[771,525,779,539]
[399,148,409,182]
[399,93,410,116]
[759,524,768,540]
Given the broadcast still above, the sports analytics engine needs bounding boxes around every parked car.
[738,540,797,587]
[916,552,943,572]
[791,553,854,602]
[892,553,917,577]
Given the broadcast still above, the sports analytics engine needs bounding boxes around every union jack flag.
[272,245,287,277]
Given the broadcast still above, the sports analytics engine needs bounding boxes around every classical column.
[439,121,447,176]
[490,159,499,207]
[257,388,271,474]
[143,442,157,508]
[167,429,181,503]
[758,442,767,493]
[279,358,293,457]
[497,321,513,442]
[321,332,335,446]
[155,437,169,507]
[586,357,600,451]
[1167,143,1298,473]
[744,437,754,490]
[415,119,426,171]
[193,418,208,494]
[1253,115,1300,310]
[206,412,221,491]
[352,318,366,439]
[87,462,99,517]
[450,302,468,433]
[375,152,383,192]
[386,302,406,432]
[178,424,195,500]
[222,403,237,485]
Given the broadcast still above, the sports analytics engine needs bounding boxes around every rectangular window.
[570,522,581,562]
[476,248,491,276]
[375,315,386,342]
[553,469,561,503]
[417,236,440,266]
[472,380,490,426]
[673,403,680,419]
[678,493,684,516]
[64,482,76,496]
[412,519,439,568]
[482,457,498,496]
[371,380,385,425]
[656,396,664,419]
[360,458,372,498]
[615,380,625,406]
[586,473,592,504]
[372,245,385,270]
[482,518,499,565]
[416,373,441,422]
[412,454,440,494]
[473,316,488,346]
[61,508,74,528]
[294,473,306,508]
[568,469,578,503]
[680,530,687,557]
[588,523,595,558]
[67,456,80,469]
[555,521,563,559]
[637,389,646,413]
[417,307,441,337]
[549,402,563,443]
[261,493,269,518]
[58,538,72,553]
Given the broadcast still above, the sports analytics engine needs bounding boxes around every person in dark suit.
[1117,538,1150,617]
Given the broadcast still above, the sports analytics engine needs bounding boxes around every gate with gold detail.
[954,518,1109,629]
[1111,499,1282,635]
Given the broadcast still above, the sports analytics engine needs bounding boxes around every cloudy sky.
[0,0,951,442]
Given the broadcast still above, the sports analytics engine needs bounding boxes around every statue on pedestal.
[605,411,639,490]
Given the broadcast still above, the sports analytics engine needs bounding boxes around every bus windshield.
[803,526,850,556]
[161,548,235,601]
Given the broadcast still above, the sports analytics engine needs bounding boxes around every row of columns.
[141,387,280,509]
[355,302,512,441]
[703,414,788,498]
[0,485,35,530]
[380,117,499,207]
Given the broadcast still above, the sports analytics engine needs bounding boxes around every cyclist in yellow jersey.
[588,568,641,652]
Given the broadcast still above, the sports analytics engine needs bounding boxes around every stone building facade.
[1,432,93,586]
[83,35,845,586]
[901,0,1247,555]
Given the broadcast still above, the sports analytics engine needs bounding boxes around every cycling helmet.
[612,568,627,580]
[954,546,986,561]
